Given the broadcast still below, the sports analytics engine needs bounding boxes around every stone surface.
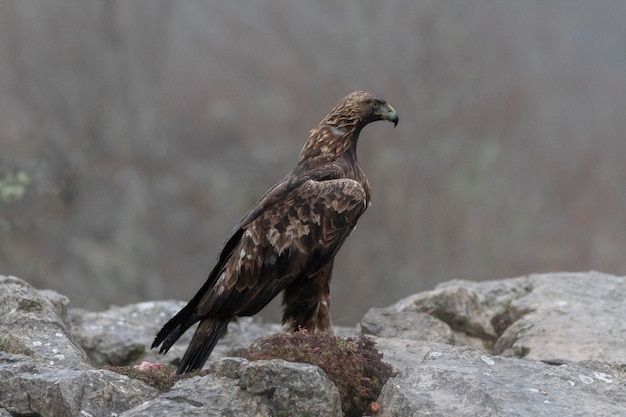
[0,275,90,370]
[0,275,158,417]
[68,301,283,367]
[121,357,342,417]
[360,308,454,344]
[0,355,158,417]
[68,297,356,369]
[370,337,442,370]
[3,272,626,417]
[486,272,626,361]
[68,301,190,367]
[377,344,626,417]
[37,288,71,324]
[369,271,626,362]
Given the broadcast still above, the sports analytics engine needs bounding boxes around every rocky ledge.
[1,271,625,416]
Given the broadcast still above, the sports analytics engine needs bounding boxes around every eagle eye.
[370,99,382,110]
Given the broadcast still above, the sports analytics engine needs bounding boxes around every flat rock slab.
[378,344,626,417]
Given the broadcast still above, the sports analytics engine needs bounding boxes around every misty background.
[1,1,626,326]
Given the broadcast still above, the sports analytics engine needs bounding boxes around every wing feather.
[195,177,367,318]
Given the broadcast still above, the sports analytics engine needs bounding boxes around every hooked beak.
[383,104,398,127]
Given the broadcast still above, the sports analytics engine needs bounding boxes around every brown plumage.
[152,91,398,374]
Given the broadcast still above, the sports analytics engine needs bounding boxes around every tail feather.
[152,228,244,371]
[151,303,198,353]
[152,261,226,354]
[176,318,230,374]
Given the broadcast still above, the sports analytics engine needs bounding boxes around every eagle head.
[324,91,398,130]
[350,90,398,127]
[299,91,398,163]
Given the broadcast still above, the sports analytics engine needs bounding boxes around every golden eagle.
[152,91,398,374]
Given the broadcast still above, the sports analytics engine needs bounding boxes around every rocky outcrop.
[0,275,157,417]
[1,272,625,416]
[0,276,88,369]
[361,271,626,362]
[0,275,341,417]
[362,271,626,416]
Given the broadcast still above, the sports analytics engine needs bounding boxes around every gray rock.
[0,276,160,417]
[375,272,626,362]
[489,272,626,361]
[37,288,71,324]
[0,355,158,417]
[371,337,447,370]
[377,344,626,417]
[68,301,190,367]
[121,357,342,417]
[0,275,90,369]
[0,350,158,417]
[360,308,454,344]
[378,283,510,350]
[237,359,342,416]
[68,301,283,367]
[68,290,356,370]
[4,272,626,417]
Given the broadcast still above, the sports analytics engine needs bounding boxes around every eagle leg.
[282,261,334,333]
[315,291,334,334]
